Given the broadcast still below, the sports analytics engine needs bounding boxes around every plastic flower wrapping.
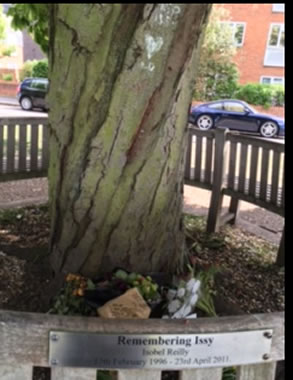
[163,277,201,319]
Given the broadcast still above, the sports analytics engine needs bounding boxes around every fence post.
[207,128,229,233]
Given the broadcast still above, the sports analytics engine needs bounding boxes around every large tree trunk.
[48,4,211,277]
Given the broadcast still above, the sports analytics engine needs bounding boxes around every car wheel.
[20,97,33,111]
[196,114,214,130]
[259,121,278,138]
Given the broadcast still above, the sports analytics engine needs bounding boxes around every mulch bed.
[0,205,284,314]
[0,205,284,380]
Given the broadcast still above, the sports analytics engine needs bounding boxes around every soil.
[0,204,284,315]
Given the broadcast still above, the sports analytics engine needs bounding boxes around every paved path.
[0,179,283,246]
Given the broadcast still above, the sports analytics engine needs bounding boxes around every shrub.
[2,73,13,81]
[195,61,239,101]
[234,83,284,109]
[20,60,37,81]
[31,59,48,78]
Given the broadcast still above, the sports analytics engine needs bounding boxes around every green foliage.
[49,274,96,316]
[20,59,37,80]
[195,267,218,317]
[234,83,284,109]
[114,270,159,302]
[2,45,16,57]
[195,61,239,101]
[20,59,48,80]
[7,4,49,53]
[0,208,24,224]
[223,367,237,380]
[32,59,48,78]
[0,4,8,42]
[194,7,239,101]
[2,73,13,81]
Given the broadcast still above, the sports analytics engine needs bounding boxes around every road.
[0,104,284,144]
[0,104,47,118]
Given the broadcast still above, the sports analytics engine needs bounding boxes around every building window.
[221,22,246,46]
[264,24,284,67]
[260,76,284,85]
[272,4,285,12]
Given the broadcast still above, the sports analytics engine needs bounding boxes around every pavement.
[0,178,284,246]
[0,96,18,106]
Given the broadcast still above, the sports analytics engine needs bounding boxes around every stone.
[97,287,151,319]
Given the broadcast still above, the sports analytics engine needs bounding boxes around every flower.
[186,278,196,292]
[189,294,199,307]
[168,299,181,314]
[177,288,186,299]
[192,280,201,294]
[167,289,177,301]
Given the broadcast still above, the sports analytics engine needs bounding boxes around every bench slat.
[0,364,32,380]
[195,135,203,181]
[204,137,213,184]
[7,124,16,172]
[236,362,276,380]
[51,367,97,380]
[179,367,222,380]
[0,125,3,173]
[184,132,193,179]
[260,148,270,201]
[19,124,28,171]
[118,369,161,380]
[30,123,39,171]
[238,143,248,193]
[228,141,237,190]
[249,146,259,197]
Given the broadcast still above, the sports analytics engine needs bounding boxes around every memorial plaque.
[49,330,273,369]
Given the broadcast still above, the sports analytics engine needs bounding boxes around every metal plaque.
[49,330,273,369]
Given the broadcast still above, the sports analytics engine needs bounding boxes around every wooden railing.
[0,309,284,380]
[0,117,48,182]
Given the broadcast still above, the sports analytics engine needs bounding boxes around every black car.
[17,77,49,111]
[189,100,285,138]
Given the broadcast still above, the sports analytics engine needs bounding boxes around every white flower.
[192,280,201,295]
[176,288,186,299]
[167,289,177,301]
[189,294,199,307]
[172,304,192,319]
[186,278,196,292]
[172,304,187,318]
[168,299,181,314]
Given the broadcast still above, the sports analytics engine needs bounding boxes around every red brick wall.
[216,4,284,84]
[0,82,18,97]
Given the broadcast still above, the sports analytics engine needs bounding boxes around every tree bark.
[48,4,212,277]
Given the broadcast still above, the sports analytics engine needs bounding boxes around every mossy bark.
[48,4,212,277]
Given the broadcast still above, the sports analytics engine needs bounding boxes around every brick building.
[217,3,285,85]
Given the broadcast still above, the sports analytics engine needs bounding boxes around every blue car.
[188,99,284,138]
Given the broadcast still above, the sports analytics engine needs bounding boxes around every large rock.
[97,288,151,319]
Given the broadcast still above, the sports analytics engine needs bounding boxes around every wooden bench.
[0,309,284,380]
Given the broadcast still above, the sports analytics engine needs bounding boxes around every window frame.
[264,23,284,67]
[260,76,284,85]
[272,4,284,13]
[221,21,246,47]
[267,23,284,49]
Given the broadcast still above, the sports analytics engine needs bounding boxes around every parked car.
[188,99,284,138]
[17,77,49,111]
